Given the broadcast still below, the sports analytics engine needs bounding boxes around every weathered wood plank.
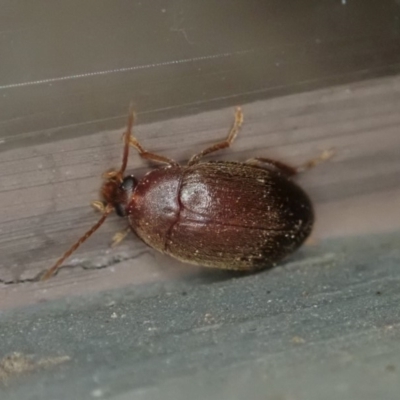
[0,75,399,308]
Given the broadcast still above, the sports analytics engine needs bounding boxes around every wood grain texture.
[0,75,399,308]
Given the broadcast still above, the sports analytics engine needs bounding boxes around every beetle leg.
[111,227,131,248]
[90,200,131,247]
[128,136,179,166]
[91,200,107,213]
[117,105,178,167]
[188,107,243,166]
[247,149,335,176]
[295,149,335,173]
[92,203,131,246]
[246,158,297,177]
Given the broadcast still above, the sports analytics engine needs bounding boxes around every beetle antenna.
[41,106,135,281]
[119,105,135,175]
[40,204,114,281]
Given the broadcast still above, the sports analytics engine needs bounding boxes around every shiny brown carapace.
[41,107,332,280]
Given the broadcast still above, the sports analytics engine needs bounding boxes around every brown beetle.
[41,107,331,280]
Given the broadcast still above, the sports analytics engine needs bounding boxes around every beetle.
[41,107,332,280]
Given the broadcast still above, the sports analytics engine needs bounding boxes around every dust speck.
[0,352,70,386]
[291,336,306,344]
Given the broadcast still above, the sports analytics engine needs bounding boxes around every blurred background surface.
[1,0,400,149]
[1,1,400,399]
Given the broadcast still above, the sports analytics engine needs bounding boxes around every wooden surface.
[1,75,400,309]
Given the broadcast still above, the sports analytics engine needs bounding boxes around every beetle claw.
[111,227,131,248]
[297,148,336,172]
[91,200,106,213]
[102,170,121,180]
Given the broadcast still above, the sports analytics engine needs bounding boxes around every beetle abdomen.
[166,161,313,270]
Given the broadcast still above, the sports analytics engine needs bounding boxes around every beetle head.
[101,172,137,217]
